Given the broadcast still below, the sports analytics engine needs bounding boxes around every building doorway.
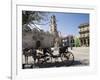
[36,40,41,48]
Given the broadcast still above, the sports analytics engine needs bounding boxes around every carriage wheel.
[61,52,74,66]
[44,56,52,63]
[37,55,52,64]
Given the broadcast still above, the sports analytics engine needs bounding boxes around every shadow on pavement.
[22,60,89,69]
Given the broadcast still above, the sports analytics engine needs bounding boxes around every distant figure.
[70,40,73,50]
[23,47,37,64]
[31,47,37,64]
[23,48,30,64]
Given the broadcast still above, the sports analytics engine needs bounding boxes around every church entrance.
[36,40,41,48]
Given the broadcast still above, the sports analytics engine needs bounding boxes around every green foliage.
[22,11,48,25]
[75,38,80,47]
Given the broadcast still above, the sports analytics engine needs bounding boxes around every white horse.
[23,48,37,64]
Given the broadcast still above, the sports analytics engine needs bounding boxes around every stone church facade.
[22,15,60,49]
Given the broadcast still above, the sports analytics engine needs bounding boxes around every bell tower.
[50,15,58,37]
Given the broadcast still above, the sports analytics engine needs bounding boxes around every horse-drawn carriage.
[23,45,74,67]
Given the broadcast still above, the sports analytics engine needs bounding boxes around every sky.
[35,12,89,37]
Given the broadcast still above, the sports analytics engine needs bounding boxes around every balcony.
[79,29,89,33]
[80,33,89,38]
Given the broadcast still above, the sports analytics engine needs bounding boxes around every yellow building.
[79,23,89,47]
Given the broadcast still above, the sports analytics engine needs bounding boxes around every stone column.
[86,39,88,46]
[84,39,86,46]
[88,38,89,46]
[54,38,59,48]
[82,39,84,46]
[80,39,82,46]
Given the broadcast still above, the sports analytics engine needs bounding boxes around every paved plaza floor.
[68,47,89,66]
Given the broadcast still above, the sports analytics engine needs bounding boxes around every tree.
[75,38,80,47]
[22,11,48,26]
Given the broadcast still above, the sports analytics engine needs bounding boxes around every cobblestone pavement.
[68,47,89,66]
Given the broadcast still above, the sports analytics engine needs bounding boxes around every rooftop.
[79,23,89,28]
